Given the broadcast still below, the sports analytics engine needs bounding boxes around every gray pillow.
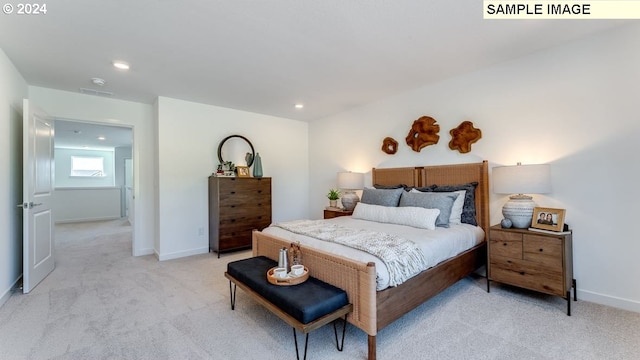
[360,187,405,207]
[398,191,458,228]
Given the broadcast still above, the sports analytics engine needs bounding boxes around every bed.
[251,161,489,360]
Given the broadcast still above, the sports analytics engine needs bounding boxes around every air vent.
[79,88,114,97]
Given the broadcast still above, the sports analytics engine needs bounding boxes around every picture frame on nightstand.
[531,207,566,232]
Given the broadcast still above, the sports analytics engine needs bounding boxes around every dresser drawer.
[219,193,271,207]
[490,258,564,296]
[523,235,563,268]
[219,178,271,192]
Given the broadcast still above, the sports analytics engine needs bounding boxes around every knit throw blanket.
[271,220,428,287]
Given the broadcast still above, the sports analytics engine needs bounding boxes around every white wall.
[309,24,640,312]
[0,48,28,306]
[53,188,121,223]
[28,87,156,256]
[155,97,309,260]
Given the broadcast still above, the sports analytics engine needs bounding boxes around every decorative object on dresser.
[236,165,250,177]
[493,162,551,228]
[405,115,440,152]
[448,120,482,153]
[337,171,364,211]
[381,137,398,154]
[217,134,255,167]
[324,208,353,219]
[488,225,576,315]
[208,176,271,257]
[253,152,263,178]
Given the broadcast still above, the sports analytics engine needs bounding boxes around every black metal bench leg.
[332,314,348,351]
[573,278,577,301]
[292,328,309,360]
[229,281,237,310]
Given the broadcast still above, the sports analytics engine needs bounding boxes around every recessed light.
[294,104,304,109]
[113,61,130,70]
[97,136,106,141]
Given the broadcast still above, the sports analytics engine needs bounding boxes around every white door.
[21,99,55,293]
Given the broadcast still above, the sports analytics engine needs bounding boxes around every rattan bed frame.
[252,160,489,360]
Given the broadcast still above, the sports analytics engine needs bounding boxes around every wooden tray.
[267,266,309,286]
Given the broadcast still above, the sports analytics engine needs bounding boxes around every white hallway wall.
[308,24,640,312]
[155,97,309,260]
[0,48,28,306]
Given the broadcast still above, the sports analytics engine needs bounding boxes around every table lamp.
[337,171,364,211]
[493,163,551,228]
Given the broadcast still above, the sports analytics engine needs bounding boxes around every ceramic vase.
[253,153,263,178]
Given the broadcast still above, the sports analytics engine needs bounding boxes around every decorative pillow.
[360,187,405,207]
[418,182,478,226]
[373,184,407,190]
[352,202,440,230]
[411,189,466,225]
[399,191,458,228]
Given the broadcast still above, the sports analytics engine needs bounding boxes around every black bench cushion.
[227,256,349,324]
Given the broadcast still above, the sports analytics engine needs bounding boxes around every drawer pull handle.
[539,248,544,252]
[257,190,262,193]
[230,191,236,194]
[231,219,236,223]
[230,205,235,208]
[503,243,507,246]
[519,271,525,275]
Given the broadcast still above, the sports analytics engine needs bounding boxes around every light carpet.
[0,219,638,359]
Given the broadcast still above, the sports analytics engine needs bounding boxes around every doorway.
[53,119,135,254]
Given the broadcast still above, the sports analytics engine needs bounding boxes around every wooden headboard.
[371,160,490,235]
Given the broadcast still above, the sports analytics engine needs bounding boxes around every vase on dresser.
[253,153,263,178]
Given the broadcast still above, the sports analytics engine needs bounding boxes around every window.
[70,156,105,177]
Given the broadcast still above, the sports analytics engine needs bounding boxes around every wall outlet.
[198,227,204,236]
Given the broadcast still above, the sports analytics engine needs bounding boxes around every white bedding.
[262,216,485,290]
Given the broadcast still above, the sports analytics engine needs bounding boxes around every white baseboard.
[134,247,154,256]
[55,216,120,224]
[0,276,22,308]
[157,246,209,261]
[577,289,640,313]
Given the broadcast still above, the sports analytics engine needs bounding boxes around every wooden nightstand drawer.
[523,235,562,268]
[490,230,522,242]
[489,239,523,259]
[490,258,564,296]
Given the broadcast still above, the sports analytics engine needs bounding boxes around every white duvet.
[262,217,485,290]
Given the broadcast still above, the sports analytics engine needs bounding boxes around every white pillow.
[352,202,440,230]
[410,189,465,225]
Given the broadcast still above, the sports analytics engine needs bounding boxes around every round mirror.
[217,135,255,167]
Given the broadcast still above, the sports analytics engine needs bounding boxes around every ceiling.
[55,119,132,151]
[0,1,629,122]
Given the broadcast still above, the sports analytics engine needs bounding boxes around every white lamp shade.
[493,164,551,195]
[337,172,364,190]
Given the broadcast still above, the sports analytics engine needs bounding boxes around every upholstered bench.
[225,256,352,360]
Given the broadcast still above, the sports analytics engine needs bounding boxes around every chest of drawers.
[208,176,272,257]
[488,225,576,314]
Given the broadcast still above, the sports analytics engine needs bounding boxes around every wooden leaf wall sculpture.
[405,116,440,152]
[449,121,482,153]
[381,137,398,154]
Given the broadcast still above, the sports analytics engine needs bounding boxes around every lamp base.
[340,191,360,211]
[502,194,536,229]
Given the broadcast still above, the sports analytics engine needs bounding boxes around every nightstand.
[487,224,577,315]
[323,208,353,219]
